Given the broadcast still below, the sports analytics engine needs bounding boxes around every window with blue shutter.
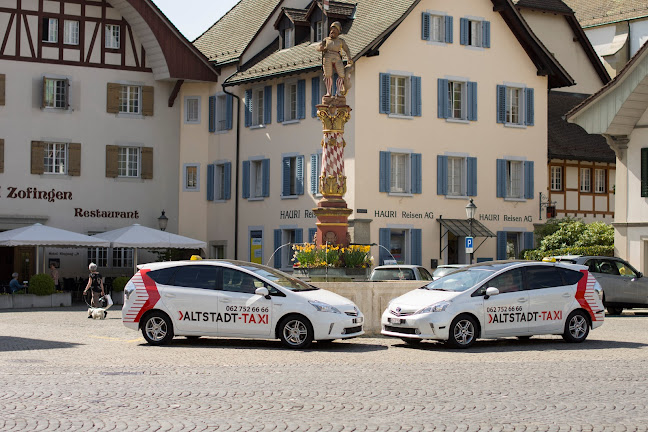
[282,157,291,197]
[411,76,422,117]
[411,153,422,194]
[379,151,391,192]
[296,155,304,195]
[467,81,478,121]
[310,153,321,194]
[524,161,534,199]
[225,94,233,130]
[295,229,303,245]
[482,21,491,48]
[263,86,272,124]
[276,83,284,123]
[496,85,507,124]
[308,228,317,243]
[208,96,216,132]
[525,88,534,126]
[523,232,534,251]
[242,161,250,199]
[422,13,430,40]
[223,162,231,200]
[461,18,489,47]
[244,89,252,127]
[467,157,477,197]
[379,228,391,265]
[262,159,270,197]
[207,164,215,201]
[445,16,453,43]
[460,18,468,45]
[311,76,320,117]
[379,73,390,114]
[297,79,306,119]
[496,231,507,260]
[412,229,422,266]
[274,229,282,269]
[496,159,506,198]
[437,155,448,195]
[437,78,449,119]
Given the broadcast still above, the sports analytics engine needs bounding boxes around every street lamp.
[465,199,477,264]
[157,210,168,231]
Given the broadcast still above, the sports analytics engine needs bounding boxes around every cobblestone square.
[1,306,647,431]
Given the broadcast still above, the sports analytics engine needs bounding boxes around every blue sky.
[152,0,240,41]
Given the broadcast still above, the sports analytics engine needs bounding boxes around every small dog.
[88,307,107,320]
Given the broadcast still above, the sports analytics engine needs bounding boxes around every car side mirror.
[255,287,269,298]
[485,287,499,299]
[637,272,643,279]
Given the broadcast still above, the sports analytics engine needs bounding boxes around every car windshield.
[422,268,495,292]
[240,265,317,292]
[370,268,415,280]
[432,267,460,279]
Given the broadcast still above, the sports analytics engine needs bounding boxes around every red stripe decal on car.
[575,270,599,322]
[132,269,160,323]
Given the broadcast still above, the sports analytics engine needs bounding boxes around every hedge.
[111,276,130,292]
[523,245,614,261]
[28,274,56,296]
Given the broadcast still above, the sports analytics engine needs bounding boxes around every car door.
[217,268,273,337]
[611,260,646,305]
[524,265,572,334]
[159,265,220,334]
[587,259,634,303]
[481,268,530,337]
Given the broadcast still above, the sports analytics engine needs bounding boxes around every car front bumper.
[312,312,365,340]
[380,309,452,341]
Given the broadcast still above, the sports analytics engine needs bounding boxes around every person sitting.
[9,273,25,294]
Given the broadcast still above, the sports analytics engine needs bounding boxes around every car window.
[614,261,637,278]
[222,269,265,294]
[525,266,565,290]
[559,268,584,285]
[584,260,598,273]
[170,265,217,290]
[425,268,495,292]
[485,268,524,294]
[146,266,179,285]
[418,268,433,281]
[597,259,620,276]
[370,269,415,280]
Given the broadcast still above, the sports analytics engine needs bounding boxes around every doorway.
[447,232,459,264]
[16,247,35,283]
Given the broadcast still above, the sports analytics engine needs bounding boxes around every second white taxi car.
[122,260,364,348]
[381,261,605,348]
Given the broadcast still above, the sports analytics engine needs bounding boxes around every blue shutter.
[379,73,390,114]
[460,18,468,45]
[308,228,317,244]
[411,76,422,117]
[437,155,448,195]
[467,81,478,121]
[311,76,320,117]
[496,85,507,124]
[437,79,448,119]
[206,164,215,201]
[524,161,534,199]
[242,161,250,198]
[208,96,216,132]
[421,12,430,41]
[282,157,291,196]
[524,232,534,250]
[310,153,319,194]
[297,79,306,119]
[274,229,282,268]
[411,229,422,266]
[379,228,391,265]
[223,162,231,200]
[467,157,477,197]
[411,153,422,194]
[264,86,272,124]
[496,159,506,198]
[379,151,391,192]
[525,88,534,126]
[244,89,252,127]
[496,231,507,260]
[296,155,304,195]
[482,21,491,48]
[276,83,284,123]
[295,228,303,245]
[445,16,453,43]
[225,94,233,130]
[262,158,270,197]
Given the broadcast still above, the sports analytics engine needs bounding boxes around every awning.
[437,218,496,238]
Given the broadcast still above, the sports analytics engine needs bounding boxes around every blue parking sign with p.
[465,236,474,253]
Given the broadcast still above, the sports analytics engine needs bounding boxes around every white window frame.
[390,75,410,116]
[448,80,466,120]
[112,248,133,268]
[43,77,68,109]
[430,15,445,43]
[506,160,523,199]
[595,169,606,194]
[447,156,466,197]
[105,24,120,49]
[250,159,264,199]
[506,87,524,125]
[215,162,227,201]
[183,163,200,192]
[118,146,140,178]
[468,20,483,47]
[314,21,323,42]
[63,20,79,45]
[390,152,411,194]
[282,154,299,198]
[252,87,265,127]
[43,18,58,43]
[43,142,68,175]
[284,27,294,49]
[215,94,228,131]
[184,96,200,124]
[580,167,592,193]
[284,81,298,122]
[551,166,563,191]
[87,247,108,267]
[119,85,141,114]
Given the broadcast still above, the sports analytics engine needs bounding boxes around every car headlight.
[416,301,450,314]
[309,300,341,314]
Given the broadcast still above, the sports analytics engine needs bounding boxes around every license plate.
[353,317,363,324]
[388,318,405,324]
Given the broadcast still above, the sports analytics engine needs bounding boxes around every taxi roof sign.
[190,255,202,260]
[542,257,556,262]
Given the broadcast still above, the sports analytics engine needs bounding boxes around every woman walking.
[83,263,105,317]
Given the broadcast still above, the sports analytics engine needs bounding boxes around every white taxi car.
[122,260,364,348]
[381,261,604,348]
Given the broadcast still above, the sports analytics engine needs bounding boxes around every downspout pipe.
[222,72,241,259]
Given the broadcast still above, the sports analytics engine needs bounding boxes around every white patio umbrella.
[0,223,111,274]
[91,224,206,273]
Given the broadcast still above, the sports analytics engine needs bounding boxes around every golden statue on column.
[312,21,354,246]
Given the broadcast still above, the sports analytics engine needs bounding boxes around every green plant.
[341,245,372,268]
[292,244,371,268]
[523,245,614,261]
[537,219,613,252]
[112,276,130,292]
[29,274,55,296]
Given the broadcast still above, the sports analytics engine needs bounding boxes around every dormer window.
[314,20,323,42]
[283,27,295,49]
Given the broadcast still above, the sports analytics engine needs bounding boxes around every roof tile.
[562,0,648,27]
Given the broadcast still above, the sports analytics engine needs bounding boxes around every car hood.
[294,288,360,310]
[389,288,462,310]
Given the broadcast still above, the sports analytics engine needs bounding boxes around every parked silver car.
[553,256,646,315]
[432,264,468,280]
[369,265,434,281]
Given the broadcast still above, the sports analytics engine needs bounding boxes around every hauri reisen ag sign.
[0,185,139,219]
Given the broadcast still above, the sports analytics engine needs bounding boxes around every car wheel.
[401,338,422,345]
[607,307,623,315]
[562,310,590,343]
[447,315,477,349]
[141,311,174,346]
[278,315,314,349]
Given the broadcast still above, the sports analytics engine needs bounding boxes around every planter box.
[0,295,13,309]
[111,291,124,305]
[51,292,72,307]
[293,268,370,281]
[4,292,71,309]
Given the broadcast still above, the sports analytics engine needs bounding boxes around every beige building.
[567,42,648,273]
[0,0,217,282]
[180,0,574,270]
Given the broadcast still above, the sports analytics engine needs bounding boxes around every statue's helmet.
[330,21,342,33]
